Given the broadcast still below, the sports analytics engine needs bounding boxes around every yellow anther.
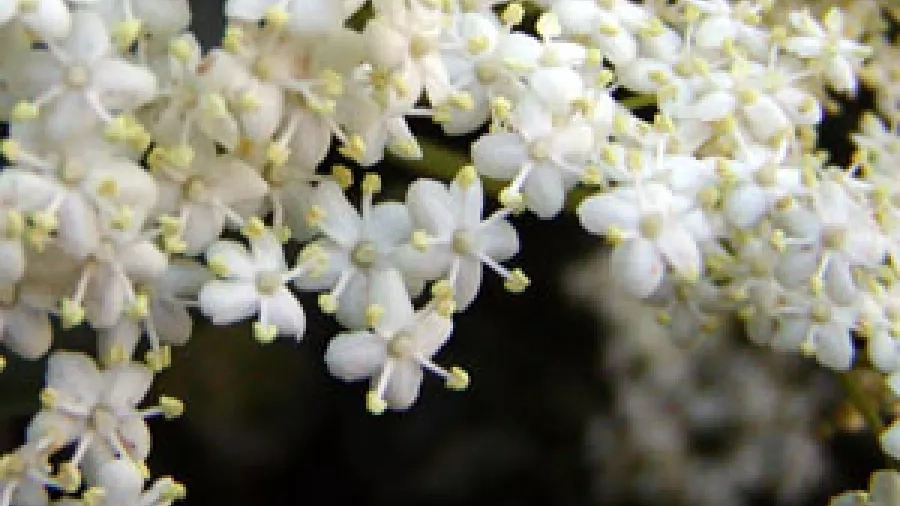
[0,139,20,161]
[318,293,338,313]
[57,462,81,493]
[136,461,151,480]
[411,229,430,252]
[266,142,290,168]
[319,69,344,96]
[366,391,387,415]
[241,217,266,239]
[82,487,105,506]
[737,88,759,105]
[104,115,132,141]
[390,139,420,159]
[127,293,149,320]
[111,205,134,231]
[167,145,194,168]
[275,225,292,242]
[305,204,326,228]
[435,298,456,318]
[222,25,244,53]
[338,135,366,162]
[157,215,182,236]
[0,355,5,373]
[160,479,187,501]
[362,173,382,195]
[504,268,530,293]
[96,178,119,198]
[169,37,194,63]
[263,4,290,27]
[648,69,670,85]
[466,36,490,55]
[112,18,142,49]
[449,91,475,110]
[432,279,455,301]
[535,12,561,40]
[501,3,524,25]
[640,17,666,38]
[769,228,787,252]
[365,304,385,328]
[145,346,172,371]
[597,22,620,36]
[60,298,85,329]
[491,96,513,119]
[499,187,523,209]
[203,93,230,120]
[455,164,478,188]
[31,210,57,232]
[810,276,823,295]
[5,210,24,239]
[105,344,128,366]
[594,69,615,88]
[39,387,58,408]
[236,91,260,111]
[329,164,353,189]
[208,255,230,278]
[446,366,470,391]
[253,321,278,343]
[582,165,604,186]
[158,396,185,419]
[11,101,39,122]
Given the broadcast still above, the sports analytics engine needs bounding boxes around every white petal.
[21,0,71,39]
[288,0,344,35]
[93,58,157,109]
[56,195,100,260]
[453,256,483,309]
[205,240,255,279]
[47,351,102,406]
[383,359,424,410]
[150,299,192,346]
[406,179,456,235]
[324,331,386,382]
[610,238,664,298]
[4,306,52,359]
[881,421,900,461]
[263,288,306,340]
[478,219,519,262]
[724,184,767,228]
[64,10,110,64]
[869,331,900,373]
[313,181,362,248]
[814,323,853,370]
[471,133,528,180]
[101,363,153,409]
[0,240,25,284]
[199,280,259,325]
[97,460,144,505]
[367,268,414,335]
[364,202,412,248]
[773,317,809,351]
[577,193,639,236]
[657,226,701,279]
[523,165,566,219]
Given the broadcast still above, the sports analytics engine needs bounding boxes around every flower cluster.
[0,0,898,503]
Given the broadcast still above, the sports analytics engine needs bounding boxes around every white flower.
[399,169,521,309]
[85,459,185,506]
[26,352,158,466]
[324,303,467,413]
[294,179,416,331]
[0,284,53,360]
[471,97,593,218]
[199,228,307,343]
[785,8,871,95]
[8,10,156,141]
[578,182,704,298]
[0,0,71,40]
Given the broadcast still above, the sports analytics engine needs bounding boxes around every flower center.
[387,331,415,358]
[351,241,377,269]
[810,301,832,324]
[528,140,550,161]
[475,62,498,84]
[17,0,38,13]
[452,230,473,255]
[58,162,85,185]
[256,271,282,296]
[183,177,207,202]
[0,284,18,307]
[409,35,433,60]
[91,406,117,433]
[754,163,778,188]
[66,66,90,88]
[821,225,846,250]
[639,213,663,239]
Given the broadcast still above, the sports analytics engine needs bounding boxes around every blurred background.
[0,1,890,505]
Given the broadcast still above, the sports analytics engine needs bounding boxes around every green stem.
[839,371,884,434]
